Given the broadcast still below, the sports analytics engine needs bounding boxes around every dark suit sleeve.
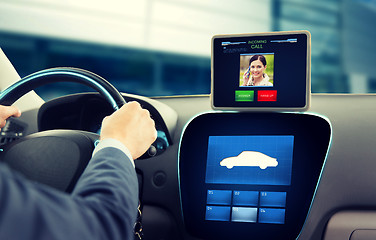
[0,147,138,240]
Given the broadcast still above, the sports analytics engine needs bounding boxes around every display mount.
[211,31,311,111]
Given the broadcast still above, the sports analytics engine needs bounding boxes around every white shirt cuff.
[92,138,135,168]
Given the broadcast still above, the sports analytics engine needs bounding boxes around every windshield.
[0,0,374,100]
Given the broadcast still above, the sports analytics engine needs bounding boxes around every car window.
[0,0,375,100]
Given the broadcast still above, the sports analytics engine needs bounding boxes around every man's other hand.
[0,105,21,129]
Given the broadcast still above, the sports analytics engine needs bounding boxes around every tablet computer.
[211,31,311,111]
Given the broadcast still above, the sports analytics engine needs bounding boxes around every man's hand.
[0,105,21,128]
[100,101,157,160]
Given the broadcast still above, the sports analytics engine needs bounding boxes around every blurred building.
[272,0,344,92]
[0,0,375,99]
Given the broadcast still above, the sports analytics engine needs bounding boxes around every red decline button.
[258,90,277,101]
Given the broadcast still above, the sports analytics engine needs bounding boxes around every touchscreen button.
[259,208,285,224]
[233,191,259,206]
[205,206,231,221]
[259,191,287,207]
[207,190,232,205]
[235,90,254,102]
[231,207,258,223]
[257,90,277,101]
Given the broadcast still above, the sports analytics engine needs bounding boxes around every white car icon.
[220,151,278,169]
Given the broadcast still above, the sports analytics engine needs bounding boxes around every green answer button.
[235,90,254,102]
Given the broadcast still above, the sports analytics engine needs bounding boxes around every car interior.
[1,27,376,240]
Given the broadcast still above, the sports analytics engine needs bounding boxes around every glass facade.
[272,0,344,93]
[0,33,210,99]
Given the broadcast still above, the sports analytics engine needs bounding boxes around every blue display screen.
[205,136,294,185]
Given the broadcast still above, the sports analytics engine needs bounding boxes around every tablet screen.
[204,135,294,224]
[211,31,310,111]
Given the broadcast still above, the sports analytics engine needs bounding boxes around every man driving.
[0,101,156,240]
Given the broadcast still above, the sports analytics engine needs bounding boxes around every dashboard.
[3,93,376,240]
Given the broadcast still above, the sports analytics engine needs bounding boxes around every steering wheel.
[0,67,126,193]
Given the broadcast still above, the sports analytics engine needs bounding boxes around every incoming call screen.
[204,135,294,224]
[211,32,309,110]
